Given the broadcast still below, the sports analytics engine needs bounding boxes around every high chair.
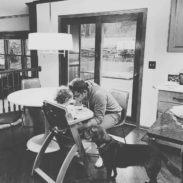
[32,100,88,183]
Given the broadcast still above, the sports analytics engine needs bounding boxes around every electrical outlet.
[149,61,156,69]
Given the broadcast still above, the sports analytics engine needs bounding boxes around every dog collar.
[97,138,113,151]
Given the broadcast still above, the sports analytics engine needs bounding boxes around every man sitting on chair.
[69,78,122,167]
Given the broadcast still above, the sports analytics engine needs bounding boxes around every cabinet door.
[168,0,183,52]
[157,90,183,119]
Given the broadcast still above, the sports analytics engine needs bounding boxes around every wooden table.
[7,87,93,153]
[147,118,183,182]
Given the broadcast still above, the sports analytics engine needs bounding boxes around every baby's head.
[55,86,73,104]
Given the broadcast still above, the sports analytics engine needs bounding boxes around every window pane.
[68,24,80,81]
[0,55,5,70]
[80,24,95,81]
[7,55,22,69]
[0,40,4,54]
[69,53,80,81]
[26,56,31,68]
[25,40,30,55]
[101,21,137,117]
[8,40,21,55]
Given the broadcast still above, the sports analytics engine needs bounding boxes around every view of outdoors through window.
[80,24,95,81]
[0,39,31,70]
[8,40,22,69]
[0,38,33,113]
[79,21,136,115]
[0,40,5,70]
[101,21,136,115]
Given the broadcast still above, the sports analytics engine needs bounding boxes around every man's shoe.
[94,156,104,168]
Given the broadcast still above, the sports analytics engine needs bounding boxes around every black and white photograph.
[0,0,183,182]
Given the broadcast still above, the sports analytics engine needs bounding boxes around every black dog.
[84,125,180,183]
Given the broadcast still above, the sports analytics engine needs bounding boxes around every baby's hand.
[66,112,74,121]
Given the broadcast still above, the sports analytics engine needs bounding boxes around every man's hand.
[85,119,98,128]
[77,119,98,139]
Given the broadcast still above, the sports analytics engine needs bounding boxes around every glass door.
[100,21,136,116]
[60,10,147,124]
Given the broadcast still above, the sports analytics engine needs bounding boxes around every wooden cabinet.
[157,86,183,119]
[168,0,183,52]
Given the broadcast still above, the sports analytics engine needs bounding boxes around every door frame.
[58,8,147,126]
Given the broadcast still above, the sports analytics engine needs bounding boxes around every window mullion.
[94,18,103,84]
[21,39,26,69]
[4,40,9,69]
[79,24,81,78]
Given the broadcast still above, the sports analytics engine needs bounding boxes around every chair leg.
[56,144,78,183]
[32,131,55,175]
[121,127,126,144]
[70,126,88,164]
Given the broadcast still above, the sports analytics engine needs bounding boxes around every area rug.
[140,133,149,143]
[107,124,136,138]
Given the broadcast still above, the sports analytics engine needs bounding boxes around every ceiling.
[0,0,31,16]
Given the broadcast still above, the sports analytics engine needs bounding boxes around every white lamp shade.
[28,33,73,51]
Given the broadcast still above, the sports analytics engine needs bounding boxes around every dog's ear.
[83,126,96,141]
[88,125,101,140]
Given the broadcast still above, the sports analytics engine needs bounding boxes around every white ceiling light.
[28,33,73,53]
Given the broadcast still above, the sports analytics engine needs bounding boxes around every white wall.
[36,3,60,87]
[0,16,29,31]
[37,0,183,127]
[0,0,29,16]
[38,53,60,87]
[0,0,29,31]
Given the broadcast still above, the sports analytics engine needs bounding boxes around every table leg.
[25,107,60,153]
[24,107,45,135]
